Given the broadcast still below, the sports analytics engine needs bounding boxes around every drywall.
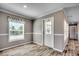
[64,6,79,23]
[44,16,54,48]
[33,10,68,52]
[54,11,64,34]
[33,19,43,45]
[77,24,79,41]
[54,10,65,51]
[69,26,77,39]
[0,12,33,49]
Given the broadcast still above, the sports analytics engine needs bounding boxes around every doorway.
[43,16,54,48]
[69,24,77,40]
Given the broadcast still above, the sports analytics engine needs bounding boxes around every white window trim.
[8,17,24,42]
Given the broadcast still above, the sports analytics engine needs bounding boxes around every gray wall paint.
[33,19,43,45]
[54,10,64,51]
[54,35,64,50]
[33,10,66,52]
[0,12,33,49]
[77,24,79,41]
[54,11,64,34]
[0,10,68,52]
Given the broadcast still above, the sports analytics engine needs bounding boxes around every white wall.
[64,6,79,23]
[33,19,43,45]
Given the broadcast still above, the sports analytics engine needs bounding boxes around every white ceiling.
[0,3,79,19]
[64,6,79,24]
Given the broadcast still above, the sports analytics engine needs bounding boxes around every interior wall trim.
[54,34,64,36]
[36,8,63,18]
[33,41,43,46]
[24,33,32,34]
[0,33,33,36]
[0,33,63,36]
[53,48,63,52]
[0,34,8,36]
[0,41,33,51]
[32,33,42,34]
[0,9,33,20]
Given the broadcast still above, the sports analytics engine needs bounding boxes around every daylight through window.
[8,17,24,42]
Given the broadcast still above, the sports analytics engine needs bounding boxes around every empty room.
[0,3,79,56]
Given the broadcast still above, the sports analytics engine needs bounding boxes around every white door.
[44,16,54,48]
[69,26,77,39]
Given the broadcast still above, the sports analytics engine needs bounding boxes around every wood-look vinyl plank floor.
[0,39,79,56]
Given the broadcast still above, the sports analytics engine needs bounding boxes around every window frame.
[8,17,24,42]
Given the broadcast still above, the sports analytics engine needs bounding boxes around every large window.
[8,17,24,42]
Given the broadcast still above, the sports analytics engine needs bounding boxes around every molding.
[25,33,42,34]
[36,8,63,18]
[0,8,34,20]
[53,48,63,52]
[0,33,33,36]
[63,38,69,50]
[0,41,33,51]
[33,41,43,46]
[24,33,32,34]
[32,33,42,35]
[0,34,8,36]
[0,8,63,19]
[54,34,64,36]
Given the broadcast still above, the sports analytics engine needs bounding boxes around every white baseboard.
[63,38,69,50]
[0,41,33,51]
[33,42,63,52]
[53,48,63,52]
[33,41,43,46]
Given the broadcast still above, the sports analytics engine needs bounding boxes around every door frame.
[42,16,54,48]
